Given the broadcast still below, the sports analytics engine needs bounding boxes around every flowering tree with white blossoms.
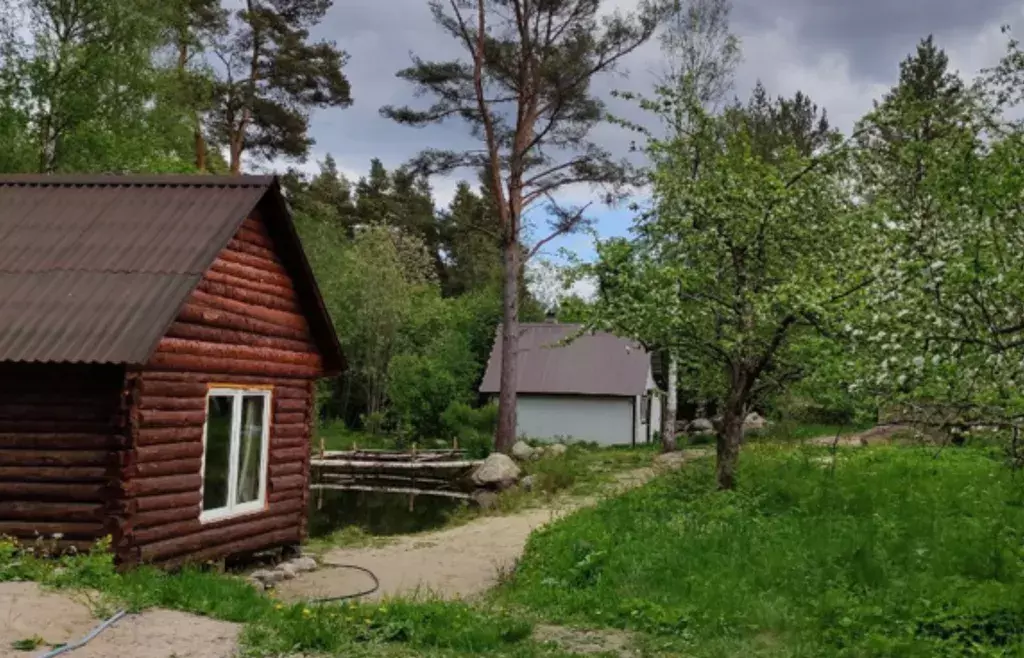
[847,35,1024,444]
[587,88,870,490]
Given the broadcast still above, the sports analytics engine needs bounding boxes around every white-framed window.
[200,387,272,523]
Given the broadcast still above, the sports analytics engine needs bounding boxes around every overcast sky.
[271,0,1024,298]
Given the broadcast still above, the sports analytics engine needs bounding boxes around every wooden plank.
[164,321,312,354]
[139,513,297,561]
[136,443,203,463]
[157,338,321,368]
[0,481,106,501]
[311,484,472,501]
[124,458,201,479]
[270,474,305,492]
[154,528,299,568]
[0,434,117,450]
[136,427,203,446]
[125,474,202,497]
[0,501,105,521]
[0,449,110,467]
[148,353,320,379]
[0,465,108,482]
[0,521,104,537]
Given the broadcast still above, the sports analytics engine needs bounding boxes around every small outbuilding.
[0,175,343,567]
[479,321,661,446]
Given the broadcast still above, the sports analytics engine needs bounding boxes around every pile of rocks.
[682,412,770,437]
[248,555,318,591]
[466,441,570,509]
[511,440,567,461]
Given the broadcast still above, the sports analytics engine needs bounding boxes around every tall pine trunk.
[495,241,520,454]
[660,351,678,452]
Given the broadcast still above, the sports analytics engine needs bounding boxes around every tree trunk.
[716,367,749,490]
[716,403,743,490]
[495,242,520,454]
[660,351,678,452]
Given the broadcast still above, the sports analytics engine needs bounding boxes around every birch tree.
[382,0,669,453]
[652,0,740,450]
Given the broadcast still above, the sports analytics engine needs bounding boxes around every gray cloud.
[294,0,1022,210]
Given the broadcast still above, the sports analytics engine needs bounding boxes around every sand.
[0,582,239,658]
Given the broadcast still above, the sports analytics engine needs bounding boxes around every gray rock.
[278,563,298,580]
[511,440,536,461]
[520,474,536,492]
[744,412,768,431]
[546,443,568,457]
[472,489,500,510]
[288,556,318,573]
[471,453,522,489]
[688,418,714,433]
[249,569,285,587]
[247,576,267,592]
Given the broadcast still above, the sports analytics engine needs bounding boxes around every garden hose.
[307,562,381,603]
[37,609,127,658]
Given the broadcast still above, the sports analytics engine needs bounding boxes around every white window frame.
[200,387,272,523]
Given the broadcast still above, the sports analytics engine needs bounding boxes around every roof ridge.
[0,174,276,188]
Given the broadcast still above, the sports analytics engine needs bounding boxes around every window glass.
[202,395,233,511]
[235,395,266,504]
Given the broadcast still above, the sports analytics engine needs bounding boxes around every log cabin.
[0,175,344,567]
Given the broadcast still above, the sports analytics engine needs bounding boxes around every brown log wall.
[122,211,320,567]
[0,363,126,545]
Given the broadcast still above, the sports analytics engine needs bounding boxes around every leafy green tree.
[1,0,199,173]
[383,0,670,453]
[589,91,865,489]
[209,0,353,173]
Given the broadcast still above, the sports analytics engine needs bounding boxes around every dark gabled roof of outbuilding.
[478,323,651,397]
[0,174,343,373]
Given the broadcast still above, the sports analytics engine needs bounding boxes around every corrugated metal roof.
[478,323,652,397]
[0,175,316,365]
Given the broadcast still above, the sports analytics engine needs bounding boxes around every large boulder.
[744,412,768,431]
[546,443,568,457]
[511,440,536,461]
[471,453,521,490]
[688,418,714,434]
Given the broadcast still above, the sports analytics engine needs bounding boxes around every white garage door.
[516,395,634,446]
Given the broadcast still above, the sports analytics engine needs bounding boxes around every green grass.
[497,445,1024,657]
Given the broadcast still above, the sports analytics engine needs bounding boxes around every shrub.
[441,401,498,458]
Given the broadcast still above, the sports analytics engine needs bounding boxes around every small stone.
[511,440,536,461]
[249,569,285,587]
[289,556,318,573]
[472,490,500,510]
[546,443,568,457]
[520,474,535,492]
[278,563,298,580]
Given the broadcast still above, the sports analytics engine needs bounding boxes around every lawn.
[498,445,1024,657]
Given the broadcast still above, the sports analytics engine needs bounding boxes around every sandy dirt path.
[277,453,707,603]
[0,581,239,658]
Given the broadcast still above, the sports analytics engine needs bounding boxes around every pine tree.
[382,0,670,453]
[209,0,353,173]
